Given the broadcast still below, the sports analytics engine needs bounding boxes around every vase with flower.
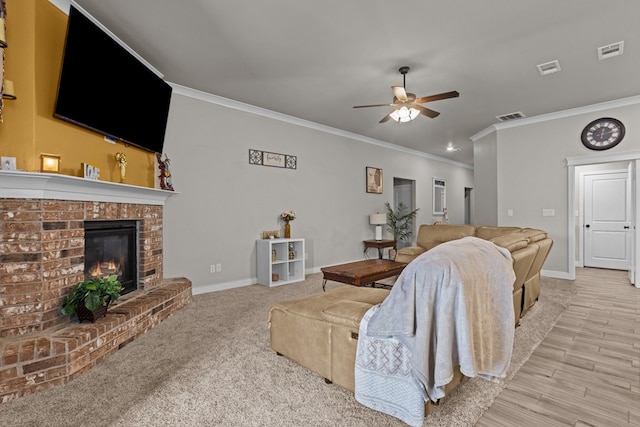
[280,210,296,238]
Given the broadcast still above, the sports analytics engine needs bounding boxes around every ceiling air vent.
[496,111,526,122]
[598,41,624,60]
[537,60,561,76]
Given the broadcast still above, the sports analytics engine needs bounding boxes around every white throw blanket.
[355,237,516,426]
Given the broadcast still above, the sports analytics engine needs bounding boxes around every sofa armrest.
[395,246,425,263]
[489,233,529,252]
[321,300,374,329]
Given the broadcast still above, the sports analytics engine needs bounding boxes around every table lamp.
[369,213,386,240]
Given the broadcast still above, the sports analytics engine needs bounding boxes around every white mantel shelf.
[0,170,176,205]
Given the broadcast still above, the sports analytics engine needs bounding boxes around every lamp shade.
[369,213,386,225]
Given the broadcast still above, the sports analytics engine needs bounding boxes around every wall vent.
[537,60,561,76]
[598,41,624,60]
[496,111,526,122]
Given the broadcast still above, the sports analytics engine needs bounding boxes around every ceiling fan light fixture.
[353,66,458,124]
[390,106,420,123]
[389,109,402,122]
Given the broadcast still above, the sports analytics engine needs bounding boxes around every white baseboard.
[192,277,256,295]
[191,266,327,295]
[541,269,573,280]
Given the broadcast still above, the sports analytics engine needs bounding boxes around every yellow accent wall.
[0,0,157,187]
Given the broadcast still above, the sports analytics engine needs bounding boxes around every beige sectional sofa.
[396,224,553,320]
[268,224,552,413]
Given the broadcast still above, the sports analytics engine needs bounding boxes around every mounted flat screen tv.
[54,5,172,154]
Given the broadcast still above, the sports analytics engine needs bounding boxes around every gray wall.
[161,88,474,294]
[472,132,498,225]
[474,100,640,276]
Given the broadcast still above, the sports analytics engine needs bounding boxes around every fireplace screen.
[84,220,138,295]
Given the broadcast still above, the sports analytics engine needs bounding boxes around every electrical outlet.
[210,264,216,273]
[216,264,222,272]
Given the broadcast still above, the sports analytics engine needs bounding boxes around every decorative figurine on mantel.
[115,152,127,183]
[156,152,174,191]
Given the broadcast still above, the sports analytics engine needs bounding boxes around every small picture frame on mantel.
[1,156,17,170]
[366,166,383,194]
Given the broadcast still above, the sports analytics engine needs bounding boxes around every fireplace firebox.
[84,220,139,295]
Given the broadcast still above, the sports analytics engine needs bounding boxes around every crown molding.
[170,83,473,170]
[471,94,640,142]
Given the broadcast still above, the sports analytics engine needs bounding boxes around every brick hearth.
[0,172,192,403]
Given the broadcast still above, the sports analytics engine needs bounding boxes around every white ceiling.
[67,0,640,165]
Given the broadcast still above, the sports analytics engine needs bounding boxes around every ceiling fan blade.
[414,105,440,118]
[415,91,460,104]
[353,103,394,108]
[379,112,393,123]
[392,86,408,102]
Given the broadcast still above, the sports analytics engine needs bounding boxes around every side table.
[363,239,397,260]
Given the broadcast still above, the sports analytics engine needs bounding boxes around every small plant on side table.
[60,275,123,322]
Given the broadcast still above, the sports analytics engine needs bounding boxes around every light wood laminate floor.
[476,268,640,426]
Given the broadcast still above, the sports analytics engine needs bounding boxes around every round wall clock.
[581,117,625,150]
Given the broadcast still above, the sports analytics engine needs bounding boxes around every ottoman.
[268,284,466,416]
[268,285,389,390]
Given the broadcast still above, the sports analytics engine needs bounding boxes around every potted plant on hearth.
[60,275,123,323]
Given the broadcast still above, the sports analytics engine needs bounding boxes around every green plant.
[385,202,420,243]
[60,275,123,316]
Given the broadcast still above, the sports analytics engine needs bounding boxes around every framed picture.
[1,156,17,170]
[249,149,297,170]
[366,166,383,194]
[263,151,286,167]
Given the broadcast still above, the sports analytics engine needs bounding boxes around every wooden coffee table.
[320,259,407,291]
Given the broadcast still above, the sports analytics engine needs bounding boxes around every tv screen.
[54,6,172,154]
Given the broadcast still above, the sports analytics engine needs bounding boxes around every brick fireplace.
[0,171,192,403]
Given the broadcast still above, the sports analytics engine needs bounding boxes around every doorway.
[568,154,639,286]
[464,187,473,224]
[393,177,416,249]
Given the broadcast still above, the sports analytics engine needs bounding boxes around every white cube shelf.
[256,238,305,286]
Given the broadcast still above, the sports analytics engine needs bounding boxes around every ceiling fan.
[353,66,459,123]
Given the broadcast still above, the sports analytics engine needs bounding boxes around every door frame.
[567,151,640,287]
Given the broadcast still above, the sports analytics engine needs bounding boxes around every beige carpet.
[0,273,576,427]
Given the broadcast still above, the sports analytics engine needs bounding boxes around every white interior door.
[584,171,631,270]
